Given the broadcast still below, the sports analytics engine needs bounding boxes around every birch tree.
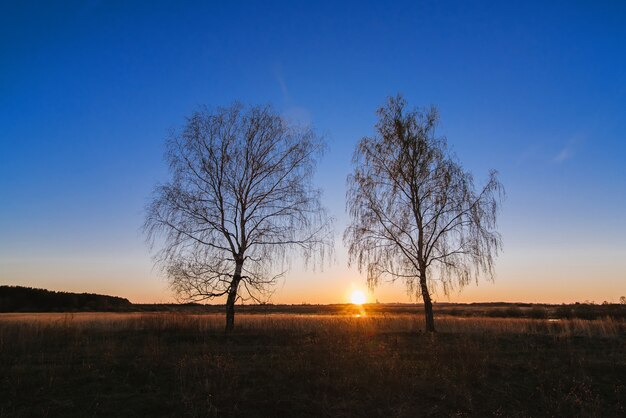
[345,95,503,331]
[145,103,332,332]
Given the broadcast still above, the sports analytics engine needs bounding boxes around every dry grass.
[1,312,624,417]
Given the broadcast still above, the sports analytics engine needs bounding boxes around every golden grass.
[1,311,623,337]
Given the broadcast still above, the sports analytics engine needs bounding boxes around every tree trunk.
[419,275,436,332]
[225,261,243,333]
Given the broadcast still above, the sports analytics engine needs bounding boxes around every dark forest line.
[0,285,131,312]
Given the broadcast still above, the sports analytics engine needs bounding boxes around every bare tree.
[345,95,504,332]
[145,103,332,332]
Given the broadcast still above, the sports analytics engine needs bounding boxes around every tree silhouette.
[145,103,333,332]
[345,95,504,331]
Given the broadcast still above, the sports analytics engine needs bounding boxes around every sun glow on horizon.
[350,289,367,305]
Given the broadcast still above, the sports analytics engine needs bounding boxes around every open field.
[1,310,625,417]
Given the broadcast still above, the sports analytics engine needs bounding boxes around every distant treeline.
[1,285,624,319]
[0,286,132,312]
[110,301,626,319]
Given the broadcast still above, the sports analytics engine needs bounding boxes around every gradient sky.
[1,0,625,304]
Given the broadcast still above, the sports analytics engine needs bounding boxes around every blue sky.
[1,0,625,303]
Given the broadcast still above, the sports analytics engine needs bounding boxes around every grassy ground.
[1,310,625,417]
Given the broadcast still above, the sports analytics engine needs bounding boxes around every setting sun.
[350,290,367,305]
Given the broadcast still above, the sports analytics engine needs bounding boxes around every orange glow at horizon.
[2,245,625,305]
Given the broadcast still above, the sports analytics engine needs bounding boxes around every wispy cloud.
[272,64,312,126]
[517,135,585,166]
[273,64,290,103]
[553,134,585,164]
[553,146,575,163]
